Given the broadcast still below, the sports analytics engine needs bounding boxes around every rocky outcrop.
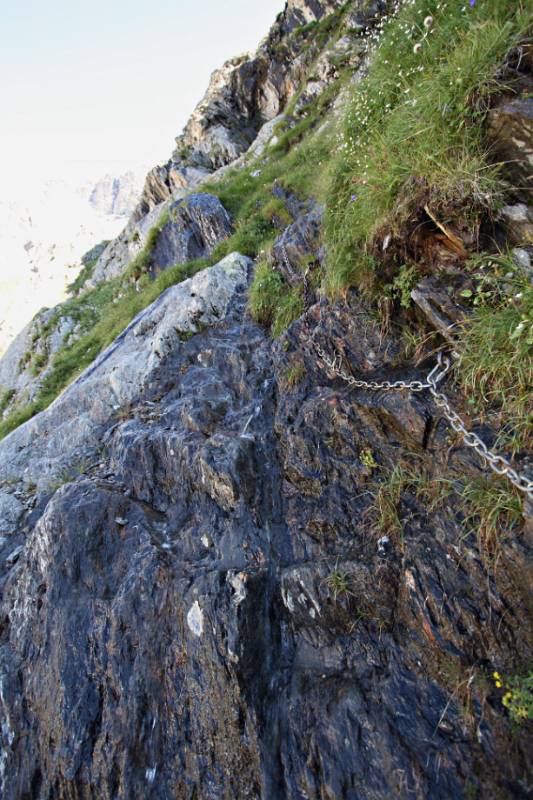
[1,265,530,798]
[90,193,233,285]
[130,0,363,223]
[0,252,251,501]
[272,202,324,287]
[0,193,235,417]
[1,4,532,799]
[0,308,77,418]
[87,0,370,289]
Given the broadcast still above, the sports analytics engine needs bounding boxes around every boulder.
[89,193,232,285]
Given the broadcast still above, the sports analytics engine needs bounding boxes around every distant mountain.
[0,170,145,355]
[88,171,144,217]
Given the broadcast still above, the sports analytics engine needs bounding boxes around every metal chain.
[316,345,533,498]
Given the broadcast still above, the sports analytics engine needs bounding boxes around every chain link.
[316,345,533,498]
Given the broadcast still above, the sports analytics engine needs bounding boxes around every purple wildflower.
[469,0,475,6]
[350,194,358,202]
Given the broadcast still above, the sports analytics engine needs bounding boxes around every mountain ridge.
[0,1,531,797]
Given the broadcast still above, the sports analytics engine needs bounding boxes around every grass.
[285,361,306,388]
[371,463,408,539]
[325,0,532,295]
[2,0,532,450]
[460,476,523,552]
[457,277,532,453]
[122,208,170,281]
[370,460,453,539]
[325,566,353,600]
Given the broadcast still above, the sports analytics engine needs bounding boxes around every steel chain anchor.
[316,345,533,499]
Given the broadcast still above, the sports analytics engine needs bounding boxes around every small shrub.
[493,671,533,724]
[325,568,353,600]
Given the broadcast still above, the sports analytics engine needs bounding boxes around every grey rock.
[0,493,24,533]
[487,96,533,202]
[499,203,533,245]
[89,193,231,286]
[0,307,76,416]
[272,203,324,287]
[1,286,529,798]
[0,253,252,491]
[150,194,232,272]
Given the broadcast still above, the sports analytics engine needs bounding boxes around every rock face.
[130,0,359,223]
[0,254,531,798]
[87,0,368,289]
[1,3,532,798]
[90,193,233,285]
[487,96,533,202]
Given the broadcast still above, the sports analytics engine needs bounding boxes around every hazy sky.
[0,0,284,185]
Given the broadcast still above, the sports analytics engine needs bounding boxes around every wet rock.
[0,282,531,798]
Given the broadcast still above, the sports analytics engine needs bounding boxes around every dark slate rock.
[271,203,324,287]
[150,193,233,272]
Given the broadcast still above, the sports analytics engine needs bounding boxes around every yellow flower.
[493,671,501,680]
[495,680,502,688]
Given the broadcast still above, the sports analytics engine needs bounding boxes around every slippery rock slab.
[0,253,252,494]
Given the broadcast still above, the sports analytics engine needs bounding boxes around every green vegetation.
[360,447,378,469]
[247,260,304,337]
[123,208,170,281]
[0,389,15,415]
[325,567,353,600]
[326,0,531,294]
[2,0,531,457]
[493,670,533,724]
[368,460,521,554]
[460,476,522,551]
[285,361,306,388]
[371,463,408,539]
[457,257,532,452]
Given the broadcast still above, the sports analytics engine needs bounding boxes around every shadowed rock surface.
[1,2,532,798]
[0,257,531,799]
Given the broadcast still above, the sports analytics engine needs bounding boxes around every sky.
[0,0,285,187]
